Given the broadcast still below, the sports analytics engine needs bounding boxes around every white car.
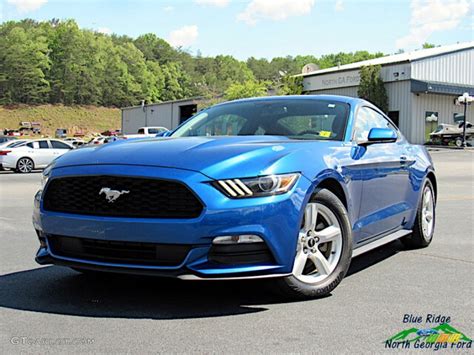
[0,139,73,173]
[124,126,168,139]
[63,137,86,148]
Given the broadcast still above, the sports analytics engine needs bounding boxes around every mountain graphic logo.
[386,323,472,343]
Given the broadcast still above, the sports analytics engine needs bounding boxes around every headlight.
[41,162,54,188]
[212,173,300,198]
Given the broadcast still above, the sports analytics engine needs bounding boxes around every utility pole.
[457,93,473,148]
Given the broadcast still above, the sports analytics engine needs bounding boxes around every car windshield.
[171,99,350,141]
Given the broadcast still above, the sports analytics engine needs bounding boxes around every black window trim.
[350,104,401,143]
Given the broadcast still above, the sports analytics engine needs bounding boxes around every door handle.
[400,155,408,165]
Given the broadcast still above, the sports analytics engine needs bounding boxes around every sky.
[0,0,472,60]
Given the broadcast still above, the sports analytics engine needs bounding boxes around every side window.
[27,142,34,148]
[353,107,396,142]
[137,128,145,134]
[38,140,49,149]
[51,140,72,149]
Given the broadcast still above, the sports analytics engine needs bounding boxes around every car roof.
[215,95,365,107]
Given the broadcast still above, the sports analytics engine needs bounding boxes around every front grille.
[48,235,191,266]
[43,175,203,218]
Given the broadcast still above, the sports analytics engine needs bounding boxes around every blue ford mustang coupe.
[33,95,437,299]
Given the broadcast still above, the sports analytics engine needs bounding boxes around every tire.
[401,179,436,249]
[455,137,463,147]
[271,188,353,300]
[16,157,34,173]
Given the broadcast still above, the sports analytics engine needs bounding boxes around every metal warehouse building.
[302,42,474,144]
[121,98,202,135]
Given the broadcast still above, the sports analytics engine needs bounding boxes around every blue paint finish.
[33,95,436,278]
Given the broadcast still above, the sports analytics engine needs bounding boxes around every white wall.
[412,49,474,85]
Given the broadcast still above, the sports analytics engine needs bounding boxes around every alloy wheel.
[292,202,343,283]
[18,158,33,173]
[421,186,434,239]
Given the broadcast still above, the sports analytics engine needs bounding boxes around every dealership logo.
[99,187,129,203]
[385,314,472,351]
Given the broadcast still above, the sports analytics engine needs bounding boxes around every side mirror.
[360,128,397,145]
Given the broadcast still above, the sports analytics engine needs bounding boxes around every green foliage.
[0,25,50,104]
[0,19,387,107]
[422,42,436,49]
[279,75,303,95]
[224,80,268,101]
[357,65,389,112]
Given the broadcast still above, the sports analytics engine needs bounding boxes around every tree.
[134,33,179,64]
[278,75,303,95]
[0,19,391,108]
[422,42,436,49]
[357,65,388,112]
[0,26,50,104]
[160,62,192,101]
[224,80,268,100]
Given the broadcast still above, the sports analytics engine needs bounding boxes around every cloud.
[163,6,174,12]
[168,25,199,47]
[97,27,112,35]
[7,0,47,13]
[396,0,472,49]
[237,0,315,25]
[335,0,344,12]
[194,0,230,7]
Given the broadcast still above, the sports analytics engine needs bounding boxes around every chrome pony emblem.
[99,187,130,203]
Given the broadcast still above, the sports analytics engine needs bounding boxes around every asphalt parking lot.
[0,149,473,353]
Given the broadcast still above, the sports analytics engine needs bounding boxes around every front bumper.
[33,164,311,279]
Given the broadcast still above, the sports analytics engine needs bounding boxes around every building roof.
[121,96,204,111]
[302,42,474,77]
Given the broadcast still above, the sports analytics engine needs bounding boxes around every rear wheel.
[455,137,463,147]
[16,157,34,173]
[272,188,352,299]
[402,180,436,248]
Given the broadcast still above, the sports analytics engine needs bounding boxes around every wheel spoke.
[309,250,331,275]
[293,250,308,276]
[425,211,433,221]
[315,225,341,243]
[304,203,318,231]
[424,190,431,206]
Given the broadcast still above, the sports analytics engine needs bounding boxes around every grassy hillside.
[0,105,121,137]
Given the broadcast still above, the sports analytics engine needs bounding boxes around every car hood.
[53,136,340,180]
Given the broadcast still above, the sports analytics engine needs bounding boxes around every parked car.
[86,136,122,146]
[5,130,21,136]
[124,126,168,139]
[63,137,86,149]
[55,128,68,139]
[87,136,106,145]
[0,139,73,173]
[33,96,437,299]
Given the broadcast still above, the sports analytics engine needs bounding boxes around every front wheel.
[272,188,352,300]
